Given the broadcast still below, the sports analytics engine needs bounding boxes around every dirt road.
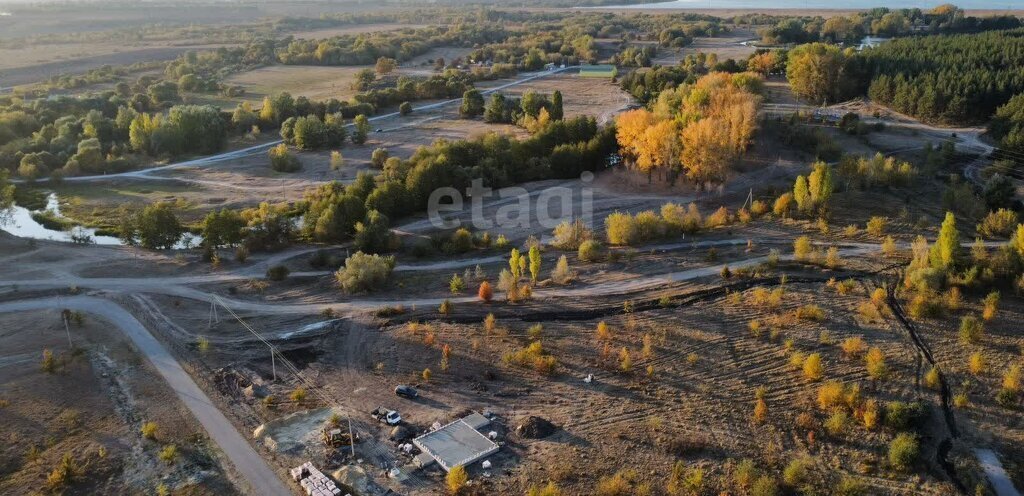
[0,296,292,496]
[976,449,1022,496]
[23,66,577,187]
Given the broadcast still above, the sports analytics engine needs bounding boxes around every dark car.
[394,385,418,398]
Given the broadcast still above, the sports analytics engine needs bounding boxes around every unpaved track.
[976,449,1022,496]
[0,296,292,496]
[21,66,577,187]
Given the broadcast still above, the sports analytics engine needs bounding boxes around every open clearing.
[0,308,239,495]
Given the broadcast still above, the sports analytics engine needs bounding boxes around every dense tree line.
[618,52,756,105]
[754,5,1020,45]
[299,115,615,250]
[861,29,1024,124]
[279,24,508,66]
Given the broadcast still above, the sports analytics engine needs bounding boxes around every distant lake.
[595,0,1021,9]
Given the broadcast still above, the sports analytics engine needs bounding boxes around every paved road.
[0,296,293,496]
[976,449,1022,496]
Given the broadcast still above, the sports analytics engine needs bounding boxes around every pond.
[3,193,122,245]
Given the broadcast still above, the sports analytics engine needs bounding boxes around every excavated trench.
[887,282,968,494]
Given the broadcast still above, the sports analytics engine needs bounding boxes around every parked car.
[371,407,402,425]
[394,385,418,398]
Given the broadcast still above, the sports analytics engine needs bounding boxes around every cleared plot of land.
[0,309,238,495]
[477,72,635,123]
[288,23,428,40]
[220,65,368,105]
[651,28,758,65]
[402,46,475,68]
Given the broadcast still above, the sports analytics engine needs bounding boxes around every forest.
[862,29,1024,124]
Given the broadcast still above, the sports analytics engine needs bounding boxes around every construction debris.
[290,462,343,496]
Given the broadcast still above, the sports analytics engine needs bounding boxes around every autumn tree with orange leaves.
[615,72,761,186]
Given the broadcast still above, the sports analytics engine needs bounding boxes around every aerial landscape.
[1,0,1024,495]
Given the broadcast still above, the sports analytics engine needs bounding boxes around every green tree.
[550,90,564,121]
[399,101,413,116]
[269,143,301,172]
[787,43,850,105]
[136,202,183,249]
[793,175,811,213]
[354,209,390,253]
[529,245,541,282]
[808,161,833,211]
[202,209,245,248]
[930,212,960,270]
[460,89,485,118]
[484,93,507,123]
[352,114,370,145]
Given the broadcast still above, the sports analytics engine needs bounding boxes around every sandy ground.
[651,28,758,65]
[0,308,240,495]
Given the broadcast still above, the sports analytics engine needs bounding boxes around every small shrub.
[422,368,432,381]
[959,315,984,344]
[825,246,841,268]
[924,366,941,389]
[793,236,814,261]
[802,353,824,381]
[528,324,543,340]
[290,388,307,404]
[982,291,1000,321]
[266,264,290,281]
[478,281,493,302]
[158,445,178,465]
[41,349,58,373]
[795,304,825,321]
[865,216,887,236]
[750,475,780,496]
[335,252,395,293]
[446,465,468,495]
[269,143,301,172]
[977,208,1018,238]
[1004,364,1022,393]
[551,219,592,250]
[888,433,919,470]
[881,236,897,256]
[945,287,962,311]
[578,239,604,262]
[825,410,848,437]
[862,399,880,429]
[141,421,158,440]
[968,352,987,375]
[841,337,866,357]
[753,398,768,424]
[843,224,859,237]
[783,457,811,486]
[835,476,867,496]
[885,401,923,430]
[439,299,453,315]
[449,274,465,294]
[551,255,574,284]
[817,381,844,410]
[866,347,888,381]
